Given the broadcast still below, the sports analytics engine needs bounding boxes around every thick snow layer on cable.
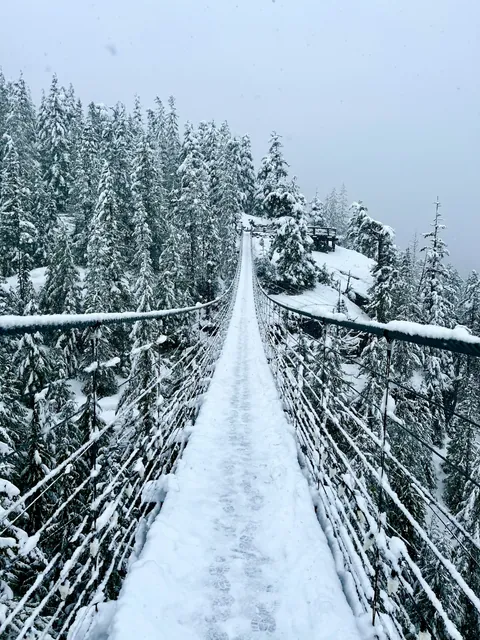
[0,296,223,334]
[106,236,361,640]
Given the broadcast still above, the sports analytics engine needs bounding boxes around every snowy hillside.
[279,246,374,320]
[252,227,374,320]
[313,246,374,303]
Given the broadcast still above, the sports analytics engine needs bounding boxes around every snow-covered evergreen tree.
[38,75,71,250]
[216,136,241,282]
[256,132,289,218]
[163,96,181,193]
[443,372,479,514]
[346,201,370,254]
[83,160,130,395]
[417,522,460,638]
[336,183,349,238]
[131,131,165,272]
[323,187,337,228]
[420,200,454,446]
[309,192,326,226]
[5,75,38,211]
[0,133,37,284]
[176,123,211,299]
[71,105,105,264]
[366,222,397,324]
[269,186,317,293]
[41,222,81,314]
[239,134,256,216]
[452,458,480,638]
[118,200,158,448]
[109,102,134,260]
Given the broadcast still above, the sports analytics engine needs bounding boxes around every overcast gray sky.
[1,0,479,272]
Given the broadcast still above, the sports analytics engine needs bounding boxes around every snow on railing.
[265,294,480,357]
[0,257,242,638]
[0,286,235,336]
[252,248,480,640]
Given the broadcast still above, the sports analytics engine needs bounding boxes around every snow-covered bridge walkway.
[108,236,361,640]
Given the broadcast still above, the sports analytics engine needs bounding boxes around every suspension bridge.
[1,233,480,639]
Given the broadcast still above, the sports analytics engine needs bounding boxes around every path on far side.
[108,235,362,640]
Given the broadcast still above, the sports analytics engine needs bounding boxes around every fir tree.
[176,123,210,299]
[215,136,241,283]
[416,522,460,638]
[365,223,397,324]
[83,160,129,395]
[41,222,81,314]
[16,398,53,534]
[323,187,338,228]
[0,69,8,142]
[71,109,102,265]
[38,75,71,233]
[156,214,189,312]
[461,270,480,336]
[239,134,256,216]
[421,199,454,446]
[389,388,436,549]
[109,103,135,256]
[392,248,423,379]
[163,96,181,193]
[269,191,317,293]
[0,133,22,277]
[5,74,38,203]
[453,459,480,639]
[131,131,165,272]
[147,97,166,173]
[119,208,158,449]
[443,372,479,514]
[85,159,130,316]
[256,132,289,218]
[309,193,326,226]
[346,201,369,254]
[336,183,349,238]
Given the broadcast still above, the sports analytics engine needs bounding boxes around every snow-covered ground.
[2,266,87,294]
[103,235,362,640]
[313,246,374,303]
[3,266,49,293]
[274,281,370,322]
[250,222,374,320]
[272,245,374,321]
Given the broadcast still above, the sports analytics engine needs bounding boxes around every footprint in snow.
[212,575,231,591]
[250,494,264,510]
[209,564,228,576]
[251,607,276,634]
[206,629,229,640]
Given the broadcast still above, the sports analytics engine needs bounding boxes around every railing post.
[372,334,393,627]
[89,323,101,604]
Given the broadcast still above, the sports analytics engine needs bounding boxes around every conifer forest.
[0,71,480,640]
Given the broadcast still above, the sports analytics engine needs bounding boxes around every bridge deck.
[108,236,361,640]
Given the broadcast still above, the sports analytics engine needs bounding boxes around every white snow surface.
[274,282,370,322]
[107,237,361,640]
[250,226,371,320]
[313,246,374,301]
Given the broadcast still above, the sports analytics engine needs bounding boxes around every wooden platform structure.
[247,220,337,253]
[307,226,337,252]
